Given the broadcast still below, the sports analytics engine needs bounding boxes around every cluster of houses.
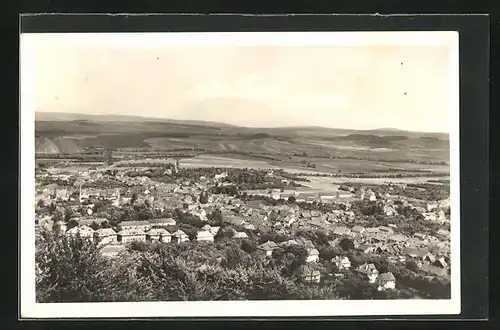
[36,164,451,293]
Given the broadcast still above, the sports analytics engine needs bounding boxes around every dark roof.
[120,220,150,226]
[378,272,396,281]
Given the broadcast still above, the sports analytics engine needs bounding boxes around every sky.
[23,32,457,133]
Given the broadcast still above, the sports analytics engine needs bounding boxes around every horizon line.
[35,111,450,135]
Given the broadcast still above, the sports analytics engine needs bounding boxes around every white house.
[94,228,118,245]
[377,272,396,291]
[306,248,320,263]
[146,228,172,243]
[117,229,147,244]
[332,256,351,270]
[196,230,214,242]
[356,263,379,283]
[258,240,279,256]
[172,230,190,243]
[351,226,366,235]
[233,231,249,239]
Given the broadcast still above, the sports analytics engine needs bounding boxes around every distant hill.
[35,112,237,128]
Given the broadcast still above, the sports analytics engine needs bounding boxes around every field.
[35,112,450,176]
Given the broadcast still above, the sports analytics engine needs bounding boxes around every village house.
[365,227,379,235]
[377,272,396,291]
[435,257,448,268]
[100,245,126,258]
[225,215,246,227]
[196,230,215,242]
[94,228,118,245]
[117,229,147,244]
[378,226,394,235]
[306,248,320,263]
[332,226,351,237]
[332,256,351,270]
[356,263,379,283]
[119,220,151,232]
[258,241,278,256]
[388,233,407,243]
[404,246,429,259]
[146,228,172,243]
[351,225,366,235]
[362,189,377,201]
[66,225,95,241]
[422,252,437,264]
[243,223,256,230]
[357,243,376,254]
[419,264,447,277]
[148,218,176,227]
[233,231,249,239]
[296,264,321,283]
[172,230,190,243]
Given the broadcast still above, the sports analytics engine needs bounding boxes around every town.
[35,151,451,302]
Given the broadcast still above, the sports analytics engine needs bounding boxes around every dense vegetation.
[36,223,450,303]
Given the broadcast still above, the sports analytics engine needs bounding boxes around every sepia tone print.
[23,32,458,312]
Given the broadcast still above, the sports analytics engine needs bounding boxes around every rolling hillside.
[34,112,450,166]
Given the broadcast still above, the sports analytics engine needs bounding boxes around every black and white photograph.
[20,30,461,318]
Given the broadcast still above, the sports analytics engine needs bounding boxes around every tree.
[90,221,99,231]
[199,191,209,204]
[66,218,79,229]
[104,149,113,166]
[288,196,296,203]
[130,193,138,205]
[339,238,354,251]
[405,260,419,272]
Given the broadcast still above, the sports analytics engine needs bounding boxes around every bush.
[35,231,151,302]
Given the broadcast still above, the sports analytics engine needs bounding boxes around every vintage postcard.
[20,31,460,318]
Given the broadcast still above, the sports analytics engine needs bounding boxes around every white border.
[20,31,460,318]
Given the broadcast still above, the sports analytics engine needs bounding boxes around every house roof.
[356,263,379,274]
[419,264,446,276]
[233,232,249,238]
[389,234,407,242]
[404,246,429,258]
[378,226,394,232]
[67,225,95,235]
[259,241,278,251]
[379,272,396,282]
[118,229,146,236]
[365,227,379,233]
[95,228,116,236]
[78,217,108,226]
[120,220,150,226]
[172,229,188,237]
[308,248,319,256]
[352,225,365,233]
[333,226,351,235]
[357,243,374,251]
[147,228,171,236]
